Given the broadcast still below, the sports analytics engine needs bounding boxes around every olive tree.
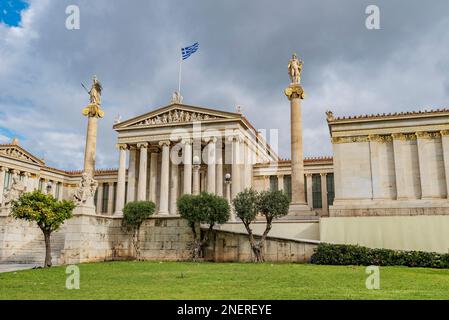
[11,190,75,267]
[122,201,155,260]
[233,189,290,262]
[177,192,230,260]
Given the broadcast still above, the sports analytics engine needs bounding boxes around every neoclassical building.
[2,56,449,265]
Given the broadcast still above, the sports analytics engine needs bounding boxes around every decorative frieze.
[331,136,369,144]
[136,109,223,126]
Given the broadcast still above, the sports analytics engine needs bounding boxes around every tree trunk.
[242,221,264,262]
[43,231,52,267]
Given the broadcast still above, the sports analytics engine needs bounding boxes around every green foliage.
[177,192,230,228]
[233,188,259,225]
[311,243,449,269]
[257,190,290,221]
[11,190,75,233]
[122,201,156,231]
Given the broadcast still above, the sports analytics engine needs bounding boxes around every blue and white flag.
[181,42,199,60]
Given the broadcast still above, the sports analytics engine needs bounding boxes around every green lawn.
[1,261,449,300]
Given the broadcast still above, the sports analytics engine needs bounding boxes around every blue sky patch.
[0,0,29,27]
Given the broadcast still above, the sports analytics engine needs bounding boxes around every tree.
[177,192,230,260]
[11,190,75,267]
[122,201,155,260]
[233,189,290,262]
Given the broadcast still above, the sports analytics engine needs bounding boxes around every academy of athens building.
[2,56,449,264]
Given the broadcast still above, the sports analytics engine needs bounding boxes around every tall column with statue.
[284,54,313,216]
[73,76,104,214]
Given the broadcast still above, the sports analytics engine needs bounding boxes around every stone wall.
[0,215,193,265]
[204,229,318,262]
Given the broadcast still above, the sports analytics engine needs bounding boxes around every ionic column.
[23,172,31,192]
[205,137,216,194]
[107,182,114,215]
[243,143,252,189]
[148,148,159,202]
[96,183,103,214]
[0,167,7,204]
[320,173,328,216]
[192,162,201,195]
[137,142,148,201]
[284,81,306,206]
[41,179,48,194]
[182,139,192,194]
[126,146,137,203]
[169,162,179,215]
[230,136,242,200]
[306,173,313,208]
[158,141,170,215]
[215,140,223,196]
[441,130,449,199]
[115,144,127,215]
[278,175,284,191]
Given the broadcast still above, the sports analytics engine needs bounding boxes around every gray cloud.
[1,0,449,169]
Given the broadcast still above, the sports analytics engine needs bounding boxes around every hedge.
[311,243,449,269]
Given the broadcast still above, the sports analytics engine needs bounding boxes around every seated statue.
[2,176,26,208]
[73,172,98,206]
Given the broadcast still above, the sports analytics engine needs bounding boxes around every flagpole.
[178,52,182,95]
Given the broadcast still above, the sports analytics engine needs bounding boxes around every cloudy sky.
[1,0,449,170]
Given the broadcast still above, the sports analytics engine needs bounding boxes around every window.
[94,188,98,207]
[312,174,322,209]
[113,182,117,213]
[269,175,278,191]
[55,182,61,199]
[326,173,335,206]
[283,175,292,201]
[102,183,109,213]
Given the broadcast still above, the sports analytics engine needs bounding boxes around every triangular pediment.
[0,144,45,166]
[114,103,242,129]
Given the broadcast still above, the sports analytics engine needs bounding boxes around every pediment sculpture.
[136,109,222,126]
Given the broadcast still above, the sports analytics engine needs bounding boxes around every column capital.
[392,133,417,141]
[116,143,128,150]
[181,138,192,145]
[320,172,328,177]
[204,136,218,143]
[108,181,115,187]
[227,135,243,143]
[137,142,149,149]
[440,130,449,137]
[416,131,441,139]
[305,173,313,177]
[284,83,305,100]
[12,169,20,175]
[0,166,8,172]
[159,140,171,147]
[23,172,32,177]
[277,174,284,178]
[368,134,393,143]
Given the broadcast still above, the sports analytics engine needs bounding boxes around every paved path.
[0,264,40,273]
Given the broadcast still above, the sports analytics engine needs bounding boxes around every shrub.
[311,243,449,268]
[122,201,156,259]
[233,189,290,262]
[11,190,75,267]
[177,192,230,260]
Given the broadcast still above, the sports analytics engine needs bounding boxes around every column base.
[288,202,315,217]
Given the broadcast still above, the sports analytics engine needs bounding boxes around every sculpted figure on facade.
[2,176,26,207]
[73,172,98,206]
[288,53,303,84]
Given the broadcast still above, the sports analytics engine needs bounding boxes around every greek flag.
[181,42,199,60]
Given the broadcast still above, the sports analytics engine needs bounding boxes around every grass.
[1,261,449,299]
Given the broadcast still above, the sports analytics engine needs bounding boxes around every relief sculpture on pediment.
[137,109,221,126]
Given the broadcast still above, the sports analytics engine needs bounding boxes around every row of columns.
[114,136,250,215]
[0,166,63,204]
